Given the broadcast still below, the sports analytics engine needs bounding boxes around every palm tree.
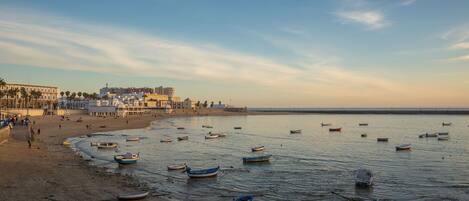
[60,91,64,98]
[77,91,82,99]
[20,87,29,108]
[65,91,70,108]
[0,78,5,108]
[210,101,214,108]
[70,92,76,109]
[9,88,19,108]
[203,100,208,108]
[196,101,200,107]
[30,90,42,109]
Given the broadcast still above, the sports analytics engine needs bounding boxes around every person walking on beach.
[59,124,61,129]
[27,125,35,148]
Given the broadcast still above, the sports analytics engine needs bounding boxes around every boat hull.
[243,155,272,163]
[329,128,342,132]
[186,166,220,178]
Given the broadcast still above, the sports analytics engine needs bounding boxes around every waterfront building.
[0,83,58,110]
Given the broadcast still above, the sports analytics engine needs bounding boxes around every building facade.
[0,83,58,109]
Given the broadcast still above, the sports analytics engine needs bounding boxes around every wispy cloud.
[400,0,417,6]
[335,10,389,30]
[442,24,469,42]
[449,54,469,61]
[450,42,469,50]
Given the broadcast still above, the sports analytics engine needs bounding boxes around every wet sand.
[0,110,242,201]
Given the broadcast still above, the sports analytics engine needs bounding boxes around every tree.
[77,92,82,99]
[6,89,17,108]
[65,91,70,98]
[92,93,98,100]
[30,90,42,108]
[20,87,29,108]
[210,101,214,108]
[195,101,200,107]
[60,91,64,98]
[82,92,88,100]
[219,101,221,105]
[203,100,208,108]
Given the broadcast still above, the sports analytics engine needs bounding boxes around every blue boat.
[114,152,139,164]
[234,195,253,201]
[243,154,272,163]
[186,166,220,178]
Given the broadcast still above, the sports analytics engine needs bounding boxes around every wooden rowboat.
[186,166,220,178]
[177,127,185,130]
[243,154,272,163]
[160,138,172,143]
[167,163,186,170]
[321,123,331,127]
[438,132,449,136]
[290,129,302,134]
[329,128,342,132]
[359,123,368,126]
[97,142,118,149]
[355,168,373,187]
[114,152,139,164]
[117,191,149,200]
[396,144,411,151]
[442,122,452,126]
[438,136,449,141]
[63,140,71,147]
[177,136,189,141]
[234,126,242,129]
[377,138,389,142]
[251,146,265,152]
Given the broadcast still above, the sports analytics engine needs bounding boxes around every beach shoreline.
[0,110,246,201]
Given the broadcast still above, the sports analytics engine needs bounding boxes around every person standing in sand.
[27,125,35,148]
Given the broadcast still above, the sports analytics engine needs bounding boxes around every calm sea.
[71,114,469,200]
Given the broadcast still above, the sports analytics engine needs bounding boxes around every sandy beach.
[0,110,242,201]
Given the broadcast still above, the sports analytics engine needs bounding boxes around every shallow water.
[71,114,469,200]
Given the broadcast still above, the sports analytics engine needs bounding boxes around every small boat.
[243,154,272,163]
[97,142,118,149]
[117,191,149,200]
[234,126,242,130]
[442,122,452,126]
[63,140,71,147]
[361,133,367,137]
[210,132,226,137]
[177,127,185,130]
[355,168,373,187]
[438,132,449,136]
[202,125,213,129]
[251,146,265,152]
[205,135,219,139]
[438,136,449,141]
[377,138,389,142]
[114,152,139,164]
[177,136,189,141]
[186,166,220,178]
[160,138,172,143]
[359,123,368,126]
[329,128,342,132]
[418,134,426,138]
[90,142,100,146]
[234,195,254,201]
[321,123,331,127]
[396,144,411,151]
[426,133,438,137]
[290,129,302,134]
[126,137,140,141]
[167,163,186,170]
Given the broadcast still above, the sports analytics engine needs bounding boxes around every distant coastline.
[248,107,469,115]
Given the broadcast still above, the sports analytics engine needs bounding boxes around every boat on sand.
[186,166,220,178]
[251,146,265,152]
[243,154,272,163]
[117,191,149,200]
[396,144,411,151]
[114,152,139,164]
[355,168,373,187]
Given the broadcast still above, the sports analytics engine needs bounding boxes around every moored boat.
[186,165,220,178]
[63,140,71,147]
[251,146,265,152]
[167,163,186,170]
[438,136,449,141]
[442,122,452,126]
[126,136,140,142]
[377,138,389,142]
[290,129,302,134]
[205,134,219,139]
[355,168,373,187]
[117,191,149,200]
[243,154,272,163]
[234,126,242,129]
[426,133,438,137]
[177,127,185,130]
[202,125,213,129]
[359,123,368,126]
[396,144,411,151]
[329,127,342,132]
[234,195,254,201]
[177,136,189,141]
[97,142,118,149]
[114,152,139,164]
[361,133,367,137]
[321,123,331,127]
[160,138,172,143]
[438,132,449,136]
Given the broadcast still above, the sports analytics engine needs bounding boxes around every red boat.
[329,128,342,132]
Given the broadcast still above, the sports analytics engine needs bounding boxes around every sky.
[0,0,469,107]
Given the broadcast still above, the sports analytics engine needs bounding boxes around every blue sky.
[1,0,469,107]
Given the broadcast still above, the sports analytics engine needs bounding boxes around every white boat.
[117,191,149,200]
[205,135,219,139]
[396,144,411,151]
[438,132,449,136]
[126,137,140,142]
[210,132,226,137]
[355,168,373,187]
[290,129,302,134]
[167,163,186,170]
[251,146,265,152]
